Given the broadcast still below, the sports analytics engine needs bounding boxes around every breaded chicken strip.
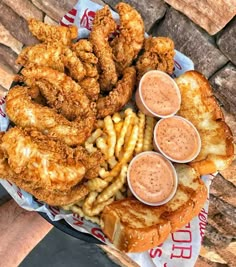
[0,147,89,206]
[6,86,94,146]
[75,146,104,179]
[28,18,78,45]
[0,127,86,191]
[17,43,86,82]
[111,3,145,75]
[136,37,175,81]
[89,5,118,91]
[97,67,136,118]
[21,66,96,122]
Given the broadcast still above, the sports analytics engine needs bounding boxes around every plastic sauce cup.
[127,151,178,206]
[153,116,201,163]
[135,70,181,118]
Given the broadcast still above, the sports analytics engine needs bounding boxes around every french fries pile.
[62,108,156,224]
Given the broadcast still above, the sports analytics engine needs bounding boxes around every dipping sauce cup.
[153,116,201,163]
[135,70,181,118]
[127,151,178,206]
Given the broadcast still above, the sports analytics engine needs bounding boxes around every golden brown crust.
[101,164,208,252]
[176,71,234,174]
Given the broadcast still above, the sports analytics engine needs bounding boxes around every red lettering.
[73,214,84,226]
[17,187,22,198]
[150,247,162,258]
[185,222,191,228]
[174,60,182,70]
[198,207,208,242]
[91,227,106,242]
[0,96,6,105]
[68,8,77,16]
[170,245,192,259]
[172,230,192,243]
[0,107,6,117]
[80,9,95,30]
[49,206,60,216]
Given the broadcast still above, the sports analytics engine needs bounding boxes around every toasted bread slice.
[175,71,234,175]
[101,164,207,252]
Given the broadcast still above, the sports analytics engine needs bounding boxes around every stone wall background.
[0,0,235,266]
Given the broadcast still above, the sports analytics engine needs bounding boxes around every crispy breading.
[0,127,86,191]
[74,146,104,179]
[28,18,78,45]
[79,77,100,101]
[136,37,175,81]
[6,86,94,146]
[89,5,118,91]
[97,67,136,118]
[20,66,96,122]
[111,3,145,75]
[16,43,65,72]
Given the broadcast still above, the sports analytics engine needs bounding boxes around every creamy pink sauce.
[141,72,180,116]
[129,153,175,203]
[156,117,200,161]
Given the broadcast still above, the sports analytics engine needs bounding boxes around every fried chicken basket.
[0,0,214,266]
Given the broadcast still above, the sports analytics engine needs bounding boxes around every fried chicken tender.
[17,44,86,82]
[6,86,94,146]
[74,146,104,179]
[97,67,136,118]
[111,3,145,75]
[0,137,89,206]
[16,43,65,72]
[28,18,78,45]
[72,39,100,100]
[79,78,100,101]
[21,66,96,122]
[136,37,175,81]
[89,5,118,91]
[0,127,86,191]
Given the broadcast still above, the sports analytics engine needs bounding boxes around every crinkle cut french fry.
[96,165,128,204]
[108,156,118,169]
[86,128,103,144]
[135,111,145,154]
[70,205,101,225]
[143,116,155,151]
[114,121,123,137]
[96,136,108,158]
[112,112,122,123]
[115,109,134,158]
[104,116,116,159]
[124,113,138,150]
[87,177,108,192]
[115,190,126,200]
[104,124,139,182]
[99,167,110,178]
[82,192,114,216]
[85,143,97,153]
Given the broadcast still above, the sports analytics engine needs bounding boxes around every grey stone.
[0,2,38,46]
[32,0,77,22]
[0,44,21,73]
[165,0,236,35]
[152,8,228,78]
[3,0,43,21]
[103,0,167,32]
[210,63,236,116]
[217,17,236,65]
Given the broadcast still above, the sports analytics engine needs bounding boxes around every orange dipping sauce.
[135,70,181,117]
[154,116,201,163]
[127,152,177,205]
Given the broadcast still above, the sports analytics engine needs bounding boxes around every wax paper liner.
[0,0,213,266]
